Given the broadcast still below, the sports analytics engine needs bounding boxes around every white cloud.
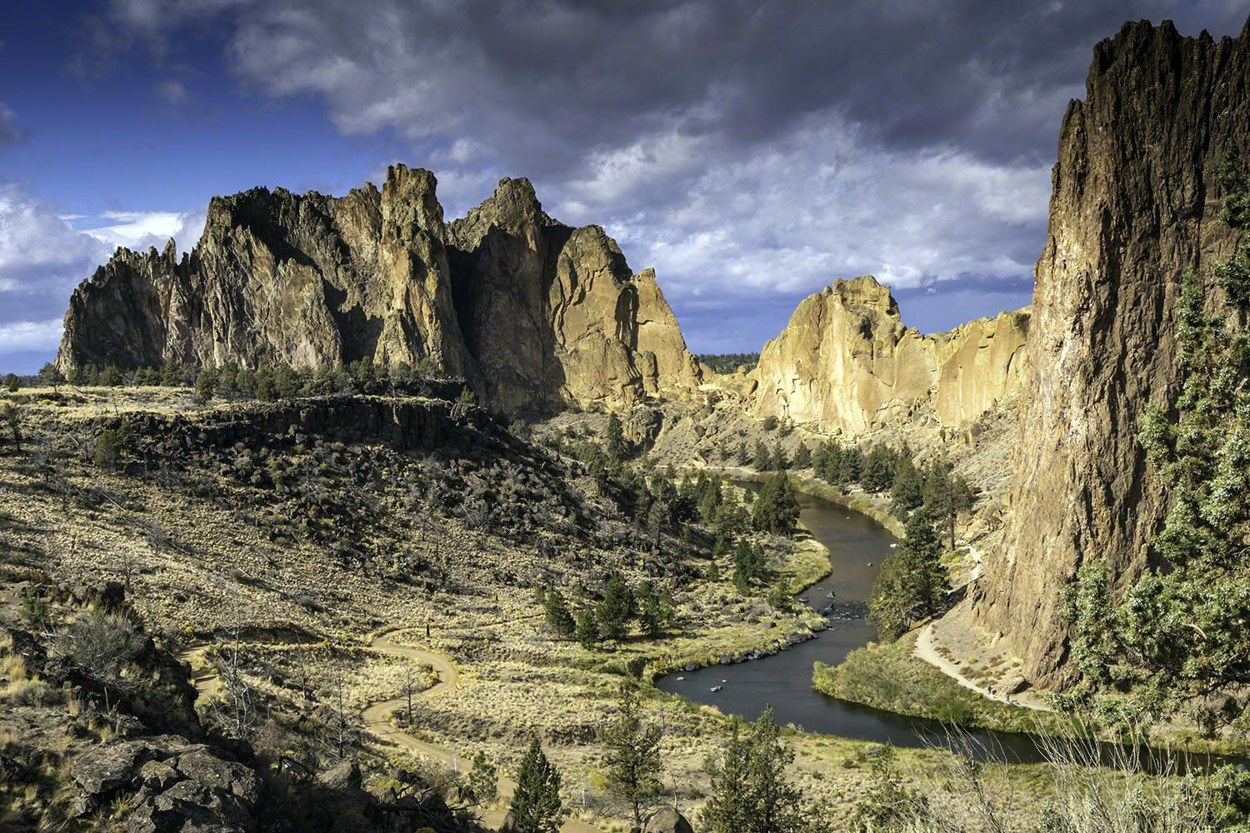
[83,209,206,253]
[0,183,204,359]
[0,320,63,352]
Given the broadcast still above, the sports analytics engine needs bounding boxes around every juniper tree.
[574,607,600,650]
[600,682,663,830]
[509,738,565,833]
[701,707,803,833]
[1059,156,1250,733]
[543,588,576,638]
[596,571,635,641]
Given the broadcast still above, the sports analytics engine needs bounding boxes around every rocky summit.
[750,275,1028,436]
[56,167,701,413]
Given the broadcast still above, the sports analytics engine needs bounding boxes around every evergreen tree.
[195,368,218,404]
[636,581,673,638]
[543,588,576,638]
[839,446,864,484]
[862,444,896,492]
[596,571,636,641]
[732,539,765,594]
[752,440,772,471]
[38,363,64,392]
[868,510,948,641]
[701,708,803,833]
[792,441,812,468]
[509,738,565,833]
[735,442,751,465]
[600,682,663,830]
[921,458,976,549]
[751,473,800,535]
[1063,167,1250,727]
[574,607,599,650]
[889,454,925,517]
[772,444,789,470]
[605,412,627,462]
[3,373,19,393]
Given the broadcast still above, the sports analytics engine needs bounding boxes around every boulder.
[645,807,695,833]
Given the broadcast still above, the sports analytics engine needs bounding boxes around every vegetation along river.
[657,485,1048,762]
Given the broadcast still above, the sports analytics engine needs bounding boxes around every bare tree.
[209,602,258,740]
[400,660,421,725]
[320,667,360,761]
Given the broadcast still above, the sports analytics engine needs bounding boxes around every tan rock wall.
[752,276,1028,435]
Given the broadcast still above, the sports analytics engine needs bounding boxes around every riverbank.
[814,633,1063,737]
[693,464,906,537]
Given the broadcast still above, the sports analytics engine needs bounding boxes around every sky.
[1,1,1248,374]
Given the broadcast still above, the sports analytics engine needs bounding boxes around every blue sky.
[1,1,1247,373]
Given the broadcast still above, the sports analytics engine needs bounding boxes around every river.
[657,485,1046,762]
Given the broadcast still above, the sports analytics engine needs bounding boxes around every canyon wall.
[971,20,1250,687]
[752,275,1028,435]
[58,167,701,412]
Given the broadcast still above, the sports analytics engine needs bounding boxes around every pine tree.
[889,454,924,517]
[792,441,812,468]
[543,588,576,638]
[868,510,948,640]
[596,571,635,641]
[752,440,772,471]
[600,682,663,830]
[636,581,672,638]
[574,607,600,650]
[862,444,896,492]
[921,458,976,549]
[509,738,565,833]
[751,472,799,534]
[605,412,627,462]
[701,707,803,833]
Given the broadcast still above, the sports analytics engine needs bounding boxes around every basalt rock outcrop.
[752,276,1028,435]
[971,19,1250,687]
[57,168,701,412]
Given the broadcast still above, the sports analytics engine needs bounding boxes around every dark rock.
[645,807,695,833]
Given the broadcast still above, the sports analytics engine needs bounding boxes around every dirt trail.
[182,630,602,833]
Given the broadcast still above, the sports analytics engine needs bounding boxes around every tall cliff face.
[752,276,1028,435]
[971,20,1250,688]
[60,166,472,376]
[58,168,701,412]
[447,178,701,411]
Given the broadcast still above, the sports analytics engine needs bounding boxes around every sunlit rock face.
[57,168,702,412]
[751,275,1028,435]
[973,20,1250,688]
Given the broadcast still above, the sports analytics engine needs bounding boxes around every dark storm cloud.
[78,0,1250,350]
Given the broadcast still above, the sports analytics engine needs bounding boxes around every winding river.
[657,486,1046,762]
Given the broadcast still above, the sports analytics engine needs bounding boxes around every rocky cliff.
[971,20,1250,688]
[57,167,700,412]
[751,276,1028,435]
[447,177,701,411]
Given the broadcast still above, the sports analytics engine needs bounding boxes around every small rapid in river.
[657,485,1047,762]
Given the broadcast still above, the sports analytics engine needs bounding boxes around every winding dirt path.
[182,631,602,833]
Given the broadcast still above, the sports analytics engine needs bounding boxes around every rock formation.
[448,178,701,411]
[971,19,1250,687]
[57,167,701,412]
[752,276,1028,435]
